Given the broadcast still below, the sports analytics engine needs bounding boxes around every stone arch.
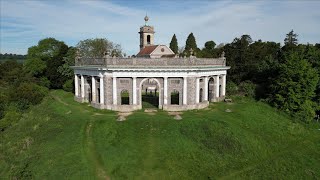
[139,78,162,108]
[121,89,129,105]
[171,89,180,105]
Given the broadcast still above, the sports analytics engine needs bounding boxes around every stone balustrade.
[75,57,226,67]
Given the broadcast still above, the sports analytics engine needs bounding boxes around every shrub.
[9,83,48,110]
[226,81,238,96]
[63,79,74,92]
[239,81,256,98]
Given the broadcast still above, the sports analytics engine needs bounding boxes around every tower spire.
[144,13,149,26]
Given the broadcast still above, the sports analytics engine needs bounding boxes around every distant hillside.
[0,53,26,63]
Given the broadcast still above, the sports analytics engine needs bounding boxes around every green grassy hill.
[1,90,319,179]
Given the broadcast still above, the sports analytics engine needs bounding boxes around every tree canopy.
[169,34,178,54]
[76,38,122,58]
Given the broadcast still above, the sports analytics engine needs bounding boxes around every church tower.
[139,15,155,50]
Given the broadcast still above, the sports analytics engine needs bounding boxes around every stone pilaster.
[215,75,220,98]
[132,77,137,105]
[113,77,117,105]
[75,74,79,97]
[81,75,85,98]
[183,77,187,105]
[221,75,226,97]
[204,76,208,101]
[92,76,96,102]
[164,77,168,105]
[100,76,104,104]
[195,77,200,103]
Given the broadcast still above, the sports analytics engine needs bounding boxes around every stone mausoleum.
[72,16,230,111]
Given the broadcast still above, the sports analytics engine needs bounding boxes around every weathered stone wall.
[167,77,183,105]
[116,78,133,105]
[187,77,196,105]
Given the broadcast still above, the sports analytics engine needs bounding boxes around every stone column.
[183,77,187,105]
[75,74,79,97]
[221,75,226,97]
[81,75,85,98]
[215,75,220,98]
[113,77,117,105]
[133,77,137,105]
[164,77,168,105]
[100,76,104,104]
[195,77,200,103]
[92,76,96,103]
[204,76,208,101]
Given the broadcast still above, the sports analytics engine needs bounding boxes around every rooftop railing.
[75,57,226,68]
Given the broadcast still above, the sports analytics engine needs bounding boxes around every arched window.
[199,88,203,102]
[147,35,151,44]
[171,90,179,105]
[121,90,129,105]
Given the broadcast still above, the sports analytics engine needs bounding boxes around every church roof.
[137,45,158,56]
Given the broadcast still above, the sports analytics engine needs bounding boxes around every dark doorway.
[121,90,129,105]
[171,90,179,105]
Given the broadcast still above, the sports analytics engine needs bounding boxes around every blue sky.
[1,0,320,55]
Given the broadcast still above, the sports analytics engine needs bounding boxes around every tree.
[270,52,319,122]
[169,34,178,54]
[284,30,298,46]
[184,33,199,56]
[24,38,69,88]
[201,41,217,58]
[77,38,122,58]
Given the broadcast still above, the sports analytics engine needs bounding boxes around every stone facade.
[72,58,230,112]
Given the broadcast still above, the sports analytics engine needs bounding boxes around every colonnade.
[74,74,226,107]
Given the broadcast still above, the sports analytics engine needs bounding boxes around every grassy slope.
[0,90,319,179]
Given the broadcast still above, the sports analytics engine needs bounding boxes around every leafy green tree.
[77,38,122,58]
[200,41,218,58]
[270,52,319,122]
[169,34,178,54]
[24,38,69,88]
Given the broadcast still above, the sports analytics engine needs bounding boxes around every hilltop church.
[72,16,230,111]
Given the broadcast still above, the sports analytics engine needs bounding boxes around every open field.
[1,90,319,179]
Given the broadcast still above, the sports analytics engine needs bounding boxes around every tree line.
[169,30,320,122]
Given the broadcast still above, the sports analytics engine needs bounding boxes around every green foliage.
[57,47,76,78]
[226,81,238,96]
[239,80,256,98]
[24,57,46,77]
[270,52,319,122]
[1,90,320,179]
[24,38,69,88]
[77,38,122,58]
[63,79,74,92]
[184,33,199,56]
[284,29,298,46]
[200,40,220,58]
[9,82,49,110]
[0,105,21,131]
[169,34,178,54]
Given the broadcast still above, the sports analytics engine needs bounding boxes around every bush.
[226,81,238,96]
[9,83,48,110]
[239,81,256,98]
[0,106,21,131]
[63,79,74,92]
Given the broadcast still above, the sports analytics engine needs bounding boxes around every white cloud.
[1,0,320,55]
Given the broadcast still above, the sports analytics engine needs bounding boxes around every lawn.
[0,90,319,179]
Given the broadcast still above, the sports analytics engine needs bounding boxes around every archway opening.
[147,35,151,44]
[87,77,92,102]
[141,78,159,108]
[208,77,214,102]
[121,90,129,105]
[199,88,203,102]
[171,90,179,105]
